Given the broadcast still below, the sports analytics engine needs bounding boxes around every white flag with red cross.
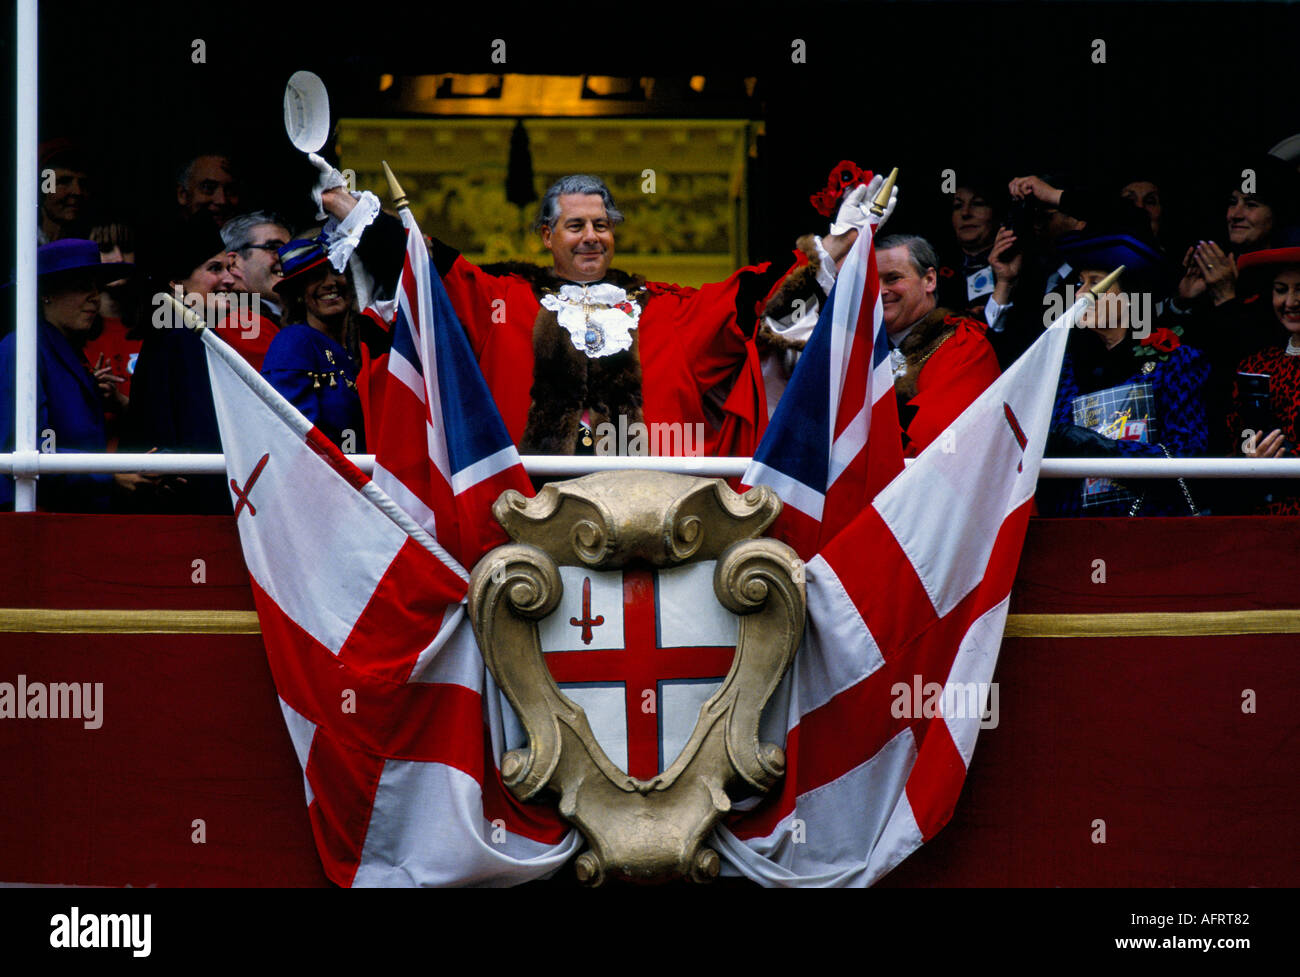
[202,315,581,887]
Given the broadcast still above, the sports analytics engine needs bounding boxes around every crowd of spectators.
[4,134,1300,518]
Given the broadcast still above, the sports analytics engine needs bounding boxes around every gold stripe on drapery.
[1002,610,1300,638]
[0,608,262,635]
[2,608,1299,638]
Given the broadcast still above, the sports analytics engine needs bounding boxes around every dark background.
[5,0,1299,300]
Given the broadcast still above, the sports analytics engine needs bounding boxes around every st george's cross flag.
[741,222,904,561]
[199,275,581,886]
[713,314,1072,885]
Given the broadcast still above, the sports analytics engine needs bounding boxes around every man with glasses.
[218,211,293,371]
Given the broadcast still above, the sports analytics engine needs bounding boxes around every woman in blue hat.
[1040,230,1210,517]
[260,238,366,452]
[1,240,157,511]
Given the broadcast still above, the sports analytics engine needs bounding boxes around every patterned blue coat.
[261,323,366,453]
[1040,332,1210,517]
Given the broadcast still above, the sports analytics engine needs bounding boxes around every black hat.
[137,216,228,286]
[1221,154,1300,220]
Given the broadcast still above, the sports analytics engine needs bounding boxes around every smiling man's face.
[541,194,615,283]
[877,245,937,335]
[227,223,290,301]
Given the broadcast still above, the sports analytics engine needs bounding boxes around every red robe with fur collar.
[438,254,789,457]
[893,308,1002,457]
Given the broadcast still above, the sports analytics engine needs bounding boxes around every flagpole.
[1046,264,1123,333]
[12,0,39,512]
[382,160,409,212]
[381,161,422,241]
[869,167,899,218]
[164,293,469,580]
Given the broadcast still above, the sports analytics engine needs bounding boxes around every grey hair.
[220,211,293,251]
[876,234,940,277]
[533,175,624,232]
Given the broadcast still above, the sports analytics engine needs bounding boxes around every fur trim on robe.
[482,262,650,455]
[756,235,825,355]
[894,307,983,400]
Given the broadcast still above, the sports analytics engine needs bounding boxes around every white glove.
[830,174,898,234]
[308,152,348,221]
[830,183,871,235]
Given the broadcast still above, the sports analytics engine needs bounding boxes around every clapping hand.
[1190,240,1237,304]
[1177,246,1207,302]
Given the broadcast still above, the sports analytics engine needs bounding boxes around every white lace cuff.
[811,235,837,290]
[323,190,381,273]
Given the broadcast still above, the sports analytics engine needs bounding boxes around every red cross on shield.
[538,564,737,780]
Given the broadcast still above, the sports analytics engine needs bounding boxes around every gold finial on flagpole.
[1090,265,1125,298]
[869,167,899,217]
[382,160,408,210]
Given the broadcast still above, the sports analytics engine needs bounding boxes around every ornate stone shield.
[468,471,805,885]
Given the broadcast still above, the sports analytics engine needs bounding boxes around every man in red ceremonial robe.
[316,168,873,456]
[875,234,1002,456]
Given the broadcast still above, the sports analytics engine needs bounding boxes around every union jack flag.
[368,210,533,570]
[742,222,904,560]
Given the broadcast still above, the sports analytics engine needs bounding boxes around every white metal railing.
[7,452,1300,481]
[12,0,38,512]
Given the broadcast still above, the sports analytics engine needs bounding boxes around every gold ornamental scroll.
[468,471,805,885]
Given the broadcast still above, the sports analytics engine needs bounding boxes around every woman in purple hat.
[1,239,157,510]
[260,238,366,452]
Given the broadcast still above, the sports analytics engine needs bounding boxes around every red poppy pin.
[810,160,873,218]
[1135,325,1184,361]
